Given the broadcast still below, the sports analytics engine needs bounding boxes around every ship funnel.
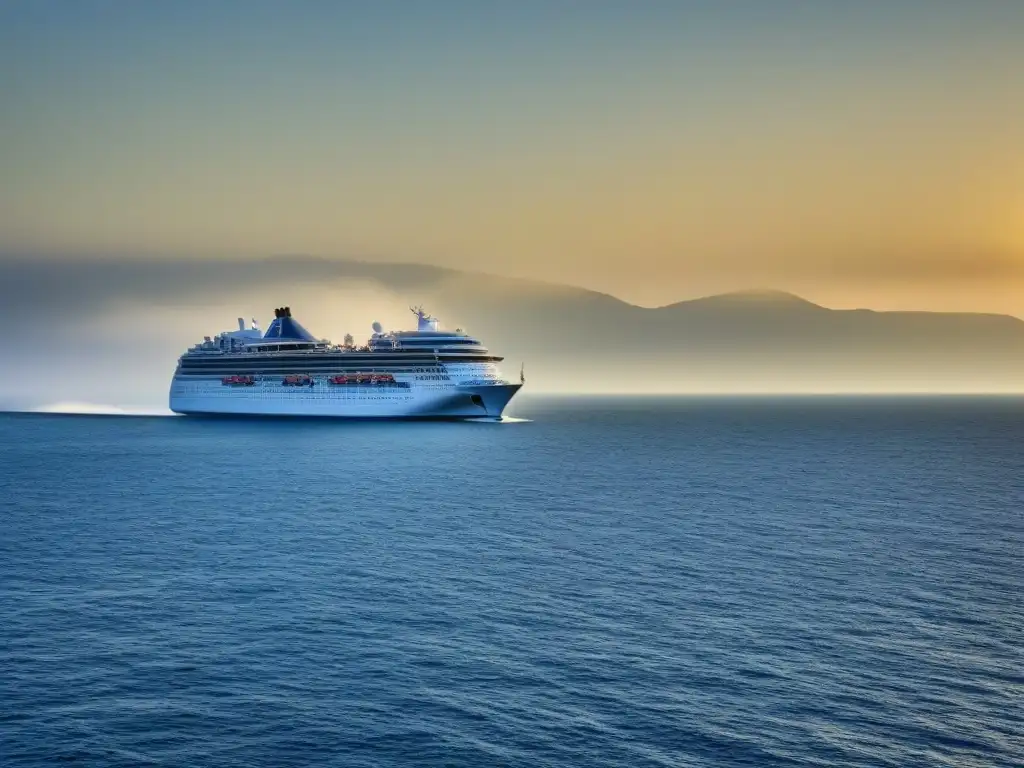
[237,318,245,331]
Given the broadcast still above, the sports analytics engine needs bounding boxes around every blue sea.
[1,397,1022,767]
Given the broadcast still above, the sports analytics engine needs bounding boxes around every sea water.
[1,397,1022,767]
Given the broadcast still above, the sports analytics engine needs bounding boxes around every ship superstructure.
[169,307,523,419]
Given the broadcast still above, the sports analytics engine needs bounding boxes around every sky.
[2,1,1023,315]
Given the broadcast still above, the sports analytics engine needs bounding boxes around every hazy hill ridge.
[0,255,1022,399]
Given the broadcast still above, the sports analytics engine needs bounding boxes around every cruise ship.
[169,307,523,419]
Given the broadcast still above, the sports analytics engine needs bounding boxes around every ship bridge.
[367,307,489,355]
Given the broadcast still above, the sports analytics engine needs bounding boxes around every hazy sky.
[2,1,1023,314]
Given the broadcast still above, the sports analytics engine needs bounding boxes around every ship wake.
[33,402,173,417]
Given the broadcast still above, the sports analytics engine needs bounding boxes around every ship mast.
[410,305,439,331]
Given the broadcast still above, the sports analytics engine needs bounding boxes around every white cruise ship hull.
[169,377,521,419]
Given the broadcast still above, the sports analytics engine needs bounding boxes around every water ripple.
[1,398,1022,767]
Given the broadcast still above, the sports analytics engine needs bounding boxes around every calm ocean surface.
[1,397,1022,767]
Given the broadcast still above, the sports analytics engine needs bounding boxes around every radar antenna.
[410,305,439,331]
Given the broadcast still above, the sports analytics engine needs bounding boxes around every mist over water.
[2,397,1022,767]
[2,256,1023,412]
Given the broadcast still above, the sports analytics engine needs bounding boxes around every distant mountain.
[0,254,1022,405]
[419,274,1024,393]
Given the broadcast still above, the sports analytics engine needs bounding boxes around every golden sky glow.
[2,2,1022,316]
